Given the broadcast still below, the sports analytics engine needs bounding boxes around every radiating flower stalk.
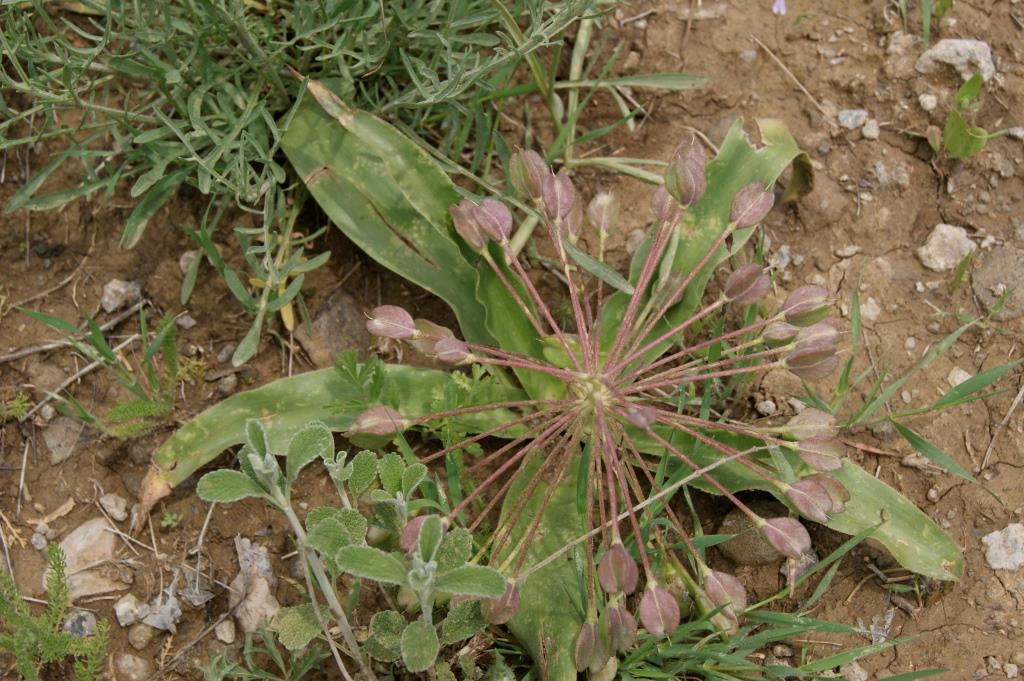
[352,140,849,668]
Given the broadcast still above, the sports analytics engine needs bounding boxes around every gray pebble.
[114,653,153,681]
[838,109,869,130]
[755,400,777,417]
[217,344,236,364]
[31,533,47,551]
[63,610,97,638]
[128,622,156,650]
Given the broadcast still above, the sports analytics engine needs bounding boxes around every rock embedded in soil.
[982,524,1024,571]
[100,279,142,314]
[294,288,371,368]
[55,517,129,601]
[62,610,97,637]
[861,297,881,322]
[861,119,880,140]
[840,661,870,681]
[971,247,1024,321]
[915,38,995,81]
[128,622,156,650]
[215,618,236,644]
[43,416,84,465]
[946,367,973,388]
[114,593,146,627]
[100,493,129,522]
[918,93,938,112]
[837,109,868,130]
[229,538,280,633]
[916,224,976,272]
[114,653,153,681]
[716,501,788,566]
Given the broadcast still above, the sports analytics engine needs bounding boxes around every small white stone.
[861,297,881,322]
[904,337,917,350]
[1005,663,1020,679]
[175,314,197,330]
[841,661,870,681]
[834,245,862,258]
[31,533,48,550]
[755,400,777,417]
[114,653,153,681]
[946,367,972,388]
[838,109,869,130]
[914,281,925,293]
[114,593,146,627]
[100,279,141,314]
[215,619,236,644]
[915,38,996,81]
[99,493,129,522]
[982,524,1024,571]
[919,93,938,112]
[861,119,880,140]
[916,224,977,272]
[901,390,912,404]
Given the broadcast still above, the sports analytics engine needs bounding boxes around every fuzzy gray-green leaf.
[440,599,486,645]
[347,450,378,497]
[434,565,506,598]
[287,422,333,482]
[336,546,407,585]
[436,527,473,573]
[196,470,265,503]
[378,453,405,496]
[270,605,321,651]
[365,610,405,662]
[400,620,440,673]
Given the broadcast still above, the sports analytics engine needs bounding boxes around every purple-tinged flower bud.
[785,408,836,440]
[597,542,639,595]
[604,606,637,652]
[434,338,472,365]
[472,198,514,242]
[481,582,520,624]
[639,585,680,637]
[587,192,618,234]
[508,148,551,200]
[399,515,427,554]
[450,198,485,250]
[348,406,407,436]
[763,321,800,346]
[670,137,707,166]
[408,319,454,355]
[542,170,576,220]
[650,185,681,224]
[729,182,775,227]
[623,404,658,430]
[796,319,839,347]
[724,264,770,305]
[760,517,812,559]
[807,473,850,513]
[574,622,608,672]
[786,339,839,380]
[665,156,708,207]
[782,285,830,326]
[796,435,845,471]
[366,305,417,339]
[703,570,748,621]
[562,198,584,240]
[785,479,834,523]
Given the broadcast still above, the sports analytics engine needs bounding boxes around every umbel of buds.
[638,584,680,637]
[481,582,521,625]
[597,542,639,595]
[724,264,770,306]
[729,182,775,228]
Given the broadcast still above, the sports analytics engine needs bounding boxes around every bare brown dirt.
[2,1,1023,679]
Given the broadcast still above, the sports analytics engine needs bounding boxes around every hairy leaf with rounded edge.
[286,421,333,482]
[440,599,486,645]
[401,620,440,673]
[433,565,506,598]
[196,470,265,503]
[365,610,404,662]
[270,605,321,651]
[335,546,407,586]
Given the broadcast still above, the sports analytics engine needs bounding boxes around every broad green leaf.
[417,515,444,562]
[365,610,404,662]
[954,73,984,109]
[348,451,378,497]
[943,109,988,158]
[378,453,405,496]
[335,546,407,586]
[440,600,486,645]
[401,620,440,673]
[270,605,321,651]
[196,470,265,503]
[436,527,473,572]
[287,422,333,482]
[434,565,506,598]
[931,360,1021,410]
[892,422,978,484]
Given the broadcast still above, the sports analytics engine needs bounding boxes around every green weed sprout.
[0,546,109,681]
[196,419,505,678]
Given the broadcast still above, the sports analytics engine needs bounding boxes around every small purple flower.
[772,0,787,16]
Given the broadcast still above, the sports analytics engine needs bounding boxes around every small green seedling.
[159,512,181,529]
[933,73,1008,159]
[0,546,109,681]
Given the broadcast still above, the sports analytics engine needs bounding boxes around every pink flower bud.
[434,337,472,364]
[761,517,812,558]
[650,185,681,224]
[408,319,454,355]
[574,622,608,672]
[450,198,485,250]
[366,305,417,339]
[724,264,770,305]
[604,606,637,652]
[481,582,520,624]
[782,285,830,326]
[587,192,618,234]
[786,339,839,380]
[786,408,836,440]
[562,198,584,240]
[472,198,513,242]
[729,182,775,227]
[597,542,639,595]
[796,319,840,347]
[623,404,658,430]
[348,406,407,436]
[399,516,427,554]
[542,170,576,220]
[807,473,850,513]
[639,585,680,637]
[763,321,800,346]
[665,155,707,207]
[703,570,748,620]
[669,137,707,166]
[508,148,551,199]
[785,478,834,523]
[797,435,845,471]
